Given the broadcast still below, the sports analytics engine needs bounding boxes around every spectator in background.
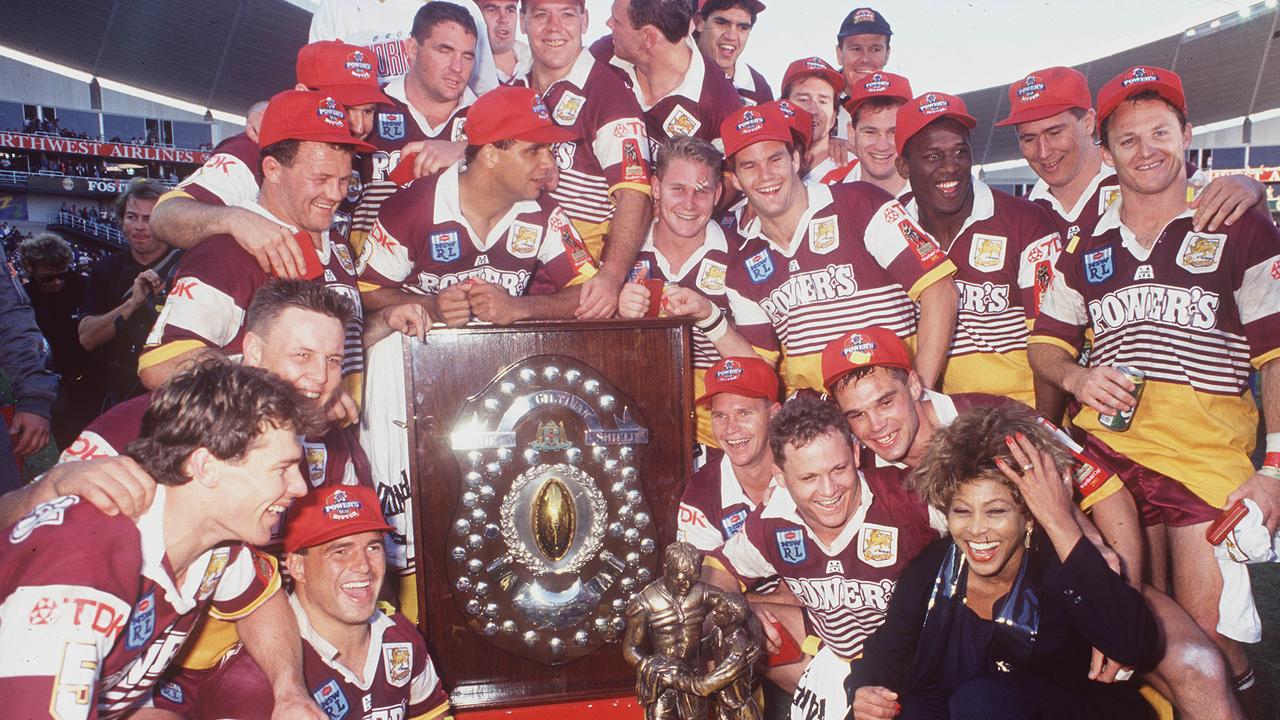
[18,232,92,446]
[0,254,56,490]
[79,179,179,408]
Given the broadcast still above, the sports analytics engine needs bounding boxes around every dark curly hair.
[125,359,316,486]
[768,395,853,465]
[909,404,1074,511]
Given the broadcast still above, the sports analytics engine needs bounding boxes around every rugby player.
[823,71,912,195]
[482,0,526,83]
[778,57,845,182]
[693,0,771,105]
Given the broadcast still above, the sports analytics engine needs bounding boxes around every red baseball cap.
[821,328,912,392]
[283,485,393,553]
[894,91,977,155]
[258,90,375,152]
[296,41,393,108]
[698,0,765,13]
[720,103,795,158]
[465,86,577,147]
[995,67,1091,128]
[771,99,813,151]
[843,71,913,118]
[696,356,780,405]
[781,57,846,97]
[1096,65,1186,126]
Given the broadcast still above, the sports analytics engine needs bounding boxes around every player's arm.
[912,275,958,390]
[151,197,304,278]
[577,188,651,319]
[469,279,581,324]
[1227,358,1280,532]
[0,456,156,529]
[138,345,221,390]
[235,591,326,720]
[1192,174,1268,233]
[660,286,758,359]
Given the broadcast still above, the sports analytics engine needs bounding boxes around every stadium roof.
[1,0,310,117]
[964,4,1280,165]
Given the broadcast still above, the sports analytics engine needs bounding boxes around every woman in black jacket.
[846,404,1160,720]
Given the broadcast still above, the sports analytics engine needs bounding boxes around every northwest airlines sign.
[0,132,209,164]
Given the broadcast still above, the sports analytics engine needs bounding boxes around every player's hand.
[751,605,782,655]
[324,388,359,427]
[128,269,163,307]
[437,281,473,326]
[226,208,305,278]
[1088,647,1135,684]
[617,281,650,319]
[1227,472,1280,535]
[852,686,900,719]
[9,411,50,458]
[43,456,156,519]
[467,279,525,325]
[270,688,327,720]
[828,136,852,167]
[381,303,430,342]
[661,286,713,320]
[402,139,467,178]
[576,270,623,319]
[1062,365,1136,416]
[1192,175,1265,232]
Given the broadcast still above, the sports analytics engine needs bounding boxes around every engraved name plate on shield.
[446,355,659,666]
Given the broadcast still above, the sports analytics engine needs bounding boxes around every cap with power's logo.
[696,356,780,405]
[720,103,795,158]
[996,66,1091,127]
[781,57,845,96]
[894,91,976,155]
[843,71,913,117]
[258,90,375,152]
[821,327,911,392]
[1096,66,1186,126]
[772,99,814,151]
[296,40,393,108]
[283,485,393,553]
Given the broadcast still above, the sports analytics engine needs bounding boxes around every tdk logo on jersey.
[722,509,749,537]
[1083,246,1113,284]
[379,112,406,140]
[430,230,462,263]
[746,249,774,283]
[313,679,350,720]
[776,528,807,564]
[125,591,156,651]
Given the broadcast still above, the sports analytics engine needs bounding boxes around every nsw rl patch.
[430,230,462,263]
[1083,245,1113,284]
[775,527,807,564]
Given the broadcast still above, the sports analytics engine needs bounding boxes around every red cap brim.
[319,83,396,108]
[995,102,1087,128]
[284,519,394,554]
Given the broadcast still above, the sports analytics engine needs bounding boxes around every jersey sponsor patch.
[621,138,648,182]
[304,442,328,487]
[775,527,807,564]
[508,221,543,259]
[314,678,350,720]
[553,91,586,125]
[560,226,594,271]
[197,547,232,600]
[857,523,898,568]
[969,234,1007,271]
[1083,246,1114,284]
[696,259,727,294]
[788,259,800,272]
[158,681,184,705]
[825,560,844,574]
[898,219,942,265]
[721,508,749,538]
[378,112,405,140]
[430,230,462,263]
[1177,232,1226,274]
[9,495,79,543]
[1099,186,1122,215]
[450,117,468,143]
[746,249,775,284]
[1134,264,1154,281]
[663,105,701,138]
[1033,260,1053,313]
[382,642,413,687]
[333,242,357,275]
[629,259,651,282]
[809,217,839,255]
[125,591,156,651]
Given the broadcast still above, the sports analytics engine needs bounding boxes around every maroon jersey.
[732,64,774,106]
[908,181,1062,403]
[512,50,652,227]
[360,164,596,295]
[351,77,473,240]
[185,597,449,720]
[678,449,777,551]
[173,132,262,209]
[708,468,936,659]
[590,35,743,152]
[0,487,278,719]
[722,182,955,393]
[139,206,364,382]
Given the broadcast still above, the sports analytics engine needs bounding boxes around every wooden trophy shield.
[406,320,694,710]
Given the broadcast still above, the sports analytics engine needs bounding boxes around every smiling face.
[851,103,901,181]
[695,6,754,75]
[1016,108,1095,190]
[654,155,720,239]
[786,76,837,146]
[899,119,973,217]
[947,478,1028,583]
[709,393,775,469]
[408,20,477,104]
[730,139,803,221]
[523,1,587,74]
[833,367,924,463]
[265,141,353,233]
[1101,98,1191,199]
[778,430,860,545]
[245,306,345,413]
[213,425,307,546]
[836,33,889,87]
[481,0,520,54]
[289,530,387,627]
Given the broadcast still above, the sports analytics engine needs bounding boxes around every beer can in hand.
[1097,365,1145,431]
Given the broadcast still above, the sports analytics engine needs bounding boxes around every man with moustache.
[1030,66,1280,713]
[693,0,771,105]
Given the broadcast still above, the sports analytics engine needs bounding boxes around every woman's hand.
[852,686,899,719]
[996,432,1083,560]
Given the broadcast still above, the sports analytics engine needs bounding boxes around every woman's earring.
[1024,523,1033,549]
